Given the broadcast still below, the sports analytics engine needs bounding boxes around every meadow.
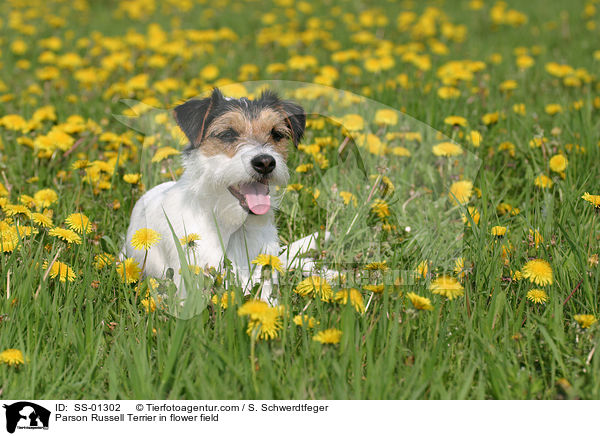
[0,0,599,399]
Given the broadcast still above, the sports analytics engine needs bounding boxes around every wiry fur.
[123,89,305,301]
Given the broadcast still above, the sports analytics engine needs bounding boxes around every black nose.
[251,154,276,175]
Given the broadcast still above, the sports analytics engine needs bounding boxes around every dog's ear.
[279,100,306,147]
[173,88,223,147]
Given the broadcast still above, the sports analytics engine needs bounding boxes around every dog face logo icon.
[3,402,50,433]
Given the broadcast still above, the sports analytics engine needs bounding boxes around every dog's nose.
[251,154,276,175]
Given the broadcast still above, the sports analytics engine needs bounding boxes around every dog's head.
[173,88,305,215]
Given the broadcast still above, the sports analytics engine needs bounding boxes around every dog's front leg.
[226,216,279,302]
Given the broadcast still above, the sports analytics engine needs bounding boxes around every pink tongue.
[239,182,270,215]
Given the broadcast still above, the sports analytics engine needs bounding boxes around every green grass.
[0,0,599,399]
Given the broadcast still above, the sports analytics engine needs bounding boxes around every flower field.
[0,0,599,399]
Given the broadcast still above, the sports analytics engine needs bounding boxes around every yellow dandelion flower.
[415,260,429,279]
[481,112,499,125]
[179,264,204,276]
[429,276,464,300]
[141,297,157,313]
[499,79,518,92]
[497,202,519,216]
[293,314,318,328]
[246,308,283,340]
[370,199,390,219]
[294,276,333,301]
[526,289,548,304]
[65,213,92,234]
[0,114,28,131]
[211,291,235,309]
[522,259,553,286]
[491,226,507,237]
[364,261,389,271]
[517,54,535,70]
[14,225,37,237]
[334,288,365,313]
[151,146,180,163]
[501,241,514,259]
[71,159,90,170]
[0,228,19,252]
[117,258,142,284]
[462,207,480,226]
[545,104,563,115]
[469,130,482,147]
[49,227,82,244]
[375,109,398,126]
[512,270,524,281]
[20,195,36,208]
[549,154,568,173]
[131,228,161,250]
[313,328,342,344]
[454,257,466,278]
[582,192,600,208]
[3,204,32,218]
[179,233,201,247]
[32,212,53,228]
[407,292,433,310]
[391,146,411,157]
[341,113,365,132]
[252,254,284,273]
[513,103,526,115]
[0,349,25,366]
[33,188,58,208]
[574,314,597,329]
[295,163,314,173]
[238,299,270,317]
[529,229,543,248]
[286,183,304,192]
[340,191,357,206]
[449,180,473,205]
[432,142,463,157]
[498,141,516,156]
[123,173,141,184]
[437,86,460,99]
[444,115,468,127]
[238,300,283,340]
[371,175,395,196]
[42,260,76,282]
[364,284,384,293]
[201,64,219,80]
[94,253,114,270]
[534,174,553,189]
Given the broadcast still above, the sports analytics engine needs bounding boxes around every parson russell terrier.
[123,88,306,301]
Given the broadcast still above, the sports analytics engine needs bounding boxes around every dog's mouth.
[228,182,271,215]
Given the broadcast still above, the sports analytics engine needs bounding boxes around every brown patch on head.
[251,108,292,159]
[175,89,305,160]
[200,109,247,158]
[199,107,293,159]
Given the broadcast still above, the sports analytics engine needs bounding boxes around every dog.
[123,88,306,301]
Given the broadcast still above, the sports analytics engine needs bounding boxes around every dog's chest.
[225,218,280,270]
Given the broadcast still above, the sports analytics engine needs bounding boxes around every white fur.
[123,142,289,302]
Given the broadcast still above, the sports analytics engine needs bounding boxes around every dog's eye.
[271,128,286,142]
[216,128,238,142]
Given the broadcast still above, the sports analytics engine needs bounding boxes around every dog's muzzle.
[228,182,271,215]
[250,154,276,175]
